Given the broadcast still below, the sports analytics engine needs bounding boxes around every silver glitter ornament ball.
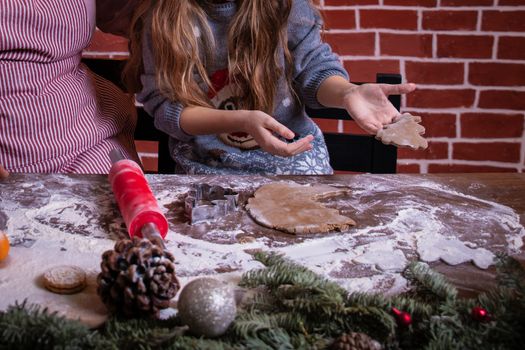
[177,277,237,337]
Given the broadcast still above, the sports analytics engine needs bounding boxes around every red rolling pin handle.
[108,153,168,240]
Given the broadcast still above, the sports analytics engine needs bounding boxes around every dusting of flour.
[0,174,523,325]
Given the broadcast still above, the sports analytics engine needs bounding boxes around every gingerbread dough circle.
[246,182,356,234]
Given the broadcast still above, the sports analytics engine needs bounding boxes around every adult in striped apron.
[0,0,138,174]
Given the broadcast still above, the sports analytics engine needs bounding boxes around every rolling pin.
[108,149,167,247]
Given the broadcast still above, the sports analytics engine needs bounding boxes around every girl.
[0,0,139,174]
[127,0,416,175]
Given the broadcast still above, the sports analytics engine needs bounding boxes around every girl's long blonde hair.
[125,0,294,114]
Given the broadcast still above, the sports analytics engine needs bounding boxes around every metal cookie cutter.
[185,184,239,224]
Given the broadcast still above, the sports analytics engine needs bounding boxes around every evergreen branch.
[242,252,347,296]
[389,295,434,319]
[0,301,108,350]
[231,311,306,339]
[280,292,346,316]
[343,305,396,342]
[240,265,321,289]
[244,290,281,313]
[346,292,390,308]
[275,284,347,316]
[403,262,458,303]
[252,251,291,268]
[104,317,181,349]
[347,292,432,319]
[1,254,524,350]
[230,312,327,349]
[494,252,525,293]
[241,327,295,350]
[165,337,238,350]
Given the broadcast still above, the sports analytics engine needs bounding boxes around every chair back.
[306,73,401,173]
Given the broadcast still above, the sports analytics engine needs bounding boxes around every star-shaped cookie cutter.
[184,184,239,224]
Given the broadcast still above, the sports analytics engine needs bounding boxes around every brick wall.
[84,0,525,173]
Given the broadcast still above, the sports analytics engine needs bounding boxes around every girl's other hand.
[0,165,9,180]
[342,83,416,134]
[240,110,314,157]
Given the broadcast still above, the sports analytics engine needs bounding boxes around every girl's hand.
[239,110,314,157]
[342,83,416,134]
[0,165,9,180]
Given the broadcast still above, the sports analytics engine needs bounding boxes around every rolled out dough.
[246,182,356,234]
[376,113,428,150]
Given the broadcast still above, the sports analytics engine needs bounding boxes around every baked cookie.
[43,265,87,294]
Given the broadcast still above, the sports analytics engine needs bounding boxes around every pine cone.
[97,237,180,318]
[330,332,382,350]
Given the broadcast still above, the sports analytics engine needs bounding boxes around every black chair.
[306,73,400,174]
[83,58,399,174]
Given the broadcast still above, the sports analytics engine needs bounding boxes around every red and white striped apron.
[0,0,137,174]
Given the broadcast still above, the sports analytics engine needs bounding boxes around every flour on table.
[1,174,523,326]
[352,241,408,271]
[416,233,494,269]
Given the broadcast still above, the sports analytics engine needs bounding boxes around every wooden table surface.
[0,173,524,325]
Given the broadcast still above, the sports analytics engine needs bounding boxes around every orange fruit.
[0,231,10,261]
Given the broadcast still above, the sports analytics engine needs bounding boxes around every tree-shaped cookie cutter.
[184,184,239,224]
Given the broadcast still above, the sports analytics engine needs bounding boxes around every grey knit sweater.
[137,0,349,174]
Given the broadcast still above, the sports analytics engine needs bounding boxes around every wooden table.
[0,173,524,327]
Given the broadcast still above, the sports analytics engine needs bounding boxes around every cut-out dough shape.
[246,182,356,234]
[376,113,428,150]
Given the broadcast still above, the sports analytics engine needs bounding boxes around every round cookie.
[43,265,87,294]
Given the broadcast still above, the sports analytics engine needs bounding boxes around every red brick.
[499,0,525,4]
[441,0,495,5]
[343,60,400,82]
[478,90,525,110]
[482,11,525,31]
[323,33,375,56]
[398,142,448,159]
[469,63,525,86]
[325,0,378,4]
[404,111,457,137]
[312,118,339,133]
[407,89,476,108]
[140,156,158,173]
[405,61,464,85]
[321,10,356,30]
[428,164,517,173]
[135,140,159,154]
[437,35,494,58]
[423,11,478,31]
[397,163,421,173]
[380,33,433,57]
[342,120,368,135]
[360,10,418,30]
[85,30,128,53]
[453,142,521,162]
[461,113,524,138]
[498,37,525,60]
[384,0,437,6]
